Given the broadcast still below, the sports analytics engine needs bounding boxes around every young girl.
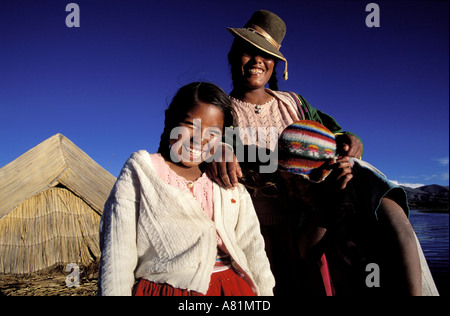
[98,82,275,296]
[277,120,422,296]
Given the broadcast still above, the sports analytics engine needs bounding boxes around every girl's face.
[279,171,315,207]
[169,102,224,168]
[237,46,275,90]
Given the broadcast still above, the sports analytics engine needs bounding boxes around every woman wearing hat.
[206,10,363,296]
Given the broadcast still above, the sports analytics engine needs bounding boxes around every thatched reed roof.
[0,134,116,274]
[0,134,116,220]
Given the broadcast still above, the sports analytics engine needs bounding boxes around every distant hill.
[401,184,449,212]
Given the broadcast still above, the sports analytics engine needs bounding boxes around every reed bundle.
[0,187,101,274]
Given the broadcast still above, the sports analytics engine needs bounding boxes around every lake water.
[410,210,449,296]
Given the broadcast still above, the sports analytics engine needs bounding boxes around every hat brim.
[278,159,334,183]
[228,27,286,62]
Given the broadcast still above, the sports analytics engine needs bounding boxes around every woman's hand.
[336,133,364,158]
[205,143,242,189]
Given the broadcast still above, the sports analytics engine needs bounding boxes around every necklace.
[253,97,275,114]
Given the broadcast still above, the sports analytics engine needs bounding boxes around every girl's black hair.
[227,38,279,91]
[157,82,235,160]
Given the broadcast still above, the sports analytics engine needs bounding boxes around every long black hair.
[157,82,235,160]
[227,38,279,91]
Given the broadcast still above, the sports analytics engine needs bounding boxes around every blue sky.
[0,0,448,188]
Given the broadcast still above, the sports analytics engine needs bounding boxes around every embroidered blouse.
[231,89,302,151]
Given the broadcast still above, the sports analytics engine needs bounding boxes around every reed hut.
[0,134,116,274]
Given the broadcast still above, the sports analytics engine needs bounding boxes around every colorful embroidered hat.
[227,10,288,80]
[278,120,337,182]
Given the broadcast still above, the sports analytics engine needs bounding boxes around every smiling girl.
[98,82,275,296]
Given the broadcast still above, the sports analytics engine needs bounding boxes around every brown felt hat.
[228,10,288,80]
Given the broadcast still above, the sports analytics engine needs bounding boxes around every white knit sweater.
[98,151,275,296]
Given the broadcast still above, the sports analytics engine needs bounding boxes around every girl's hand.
[327,156,354,190]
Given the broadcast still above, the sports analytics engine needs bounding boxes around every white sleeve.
[98,163,139,296]
[235,186,275,296]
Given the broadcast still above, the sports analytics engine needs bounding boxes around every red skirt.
[320,253,334,296]
[133,268,256,296]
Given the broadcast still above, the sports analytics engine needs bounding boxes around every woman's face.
[235,45,275,90]
[169,102,224,168]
